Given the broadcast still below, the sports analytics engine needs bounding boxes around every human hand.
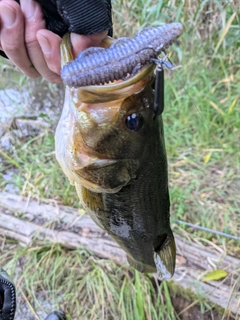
[0,0,108,83]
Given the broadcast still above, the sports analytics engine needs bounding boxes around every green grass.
[111,0,240,253]
[0,134,79,207]
[0,241,180,320]
[0,0,239,318]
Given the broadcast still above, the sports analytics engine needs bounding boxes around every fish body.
[56,29,178,278]
[74,90,175,276]
[61,23,183,87]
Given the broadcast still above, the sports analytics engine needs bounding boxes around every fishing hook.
[151,56,176,116]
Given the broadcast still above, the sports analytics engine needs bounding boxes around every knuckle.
[27,73,40,79]
[2,42,19,54]
[45,74,62,84]
[25,37,39,50]
[20,68,40,78]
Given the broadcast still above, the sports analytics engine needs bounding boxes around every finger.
[70,30,108,58]
[20,0,61,83]
[36,30,109,81]
[0,0,40,77]
[36,29,61,75]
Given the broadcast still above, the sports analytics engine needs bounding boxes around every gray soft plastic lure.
[61,22,183,87]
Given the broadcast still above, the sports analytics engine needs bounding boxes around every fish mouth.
[70,64,154,104]
[153,231,176,279]
[61,33,155,104]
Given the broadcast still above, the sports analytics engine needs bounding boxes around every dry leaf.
[202,269,228,282]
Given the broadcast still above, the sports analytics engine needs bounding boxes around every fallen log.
[0,191,239,315]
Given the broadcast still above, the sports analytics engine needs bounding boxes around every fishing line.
[174,219,240,241]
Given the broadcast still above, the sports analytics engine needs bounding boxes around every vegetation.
[0,0,239,319]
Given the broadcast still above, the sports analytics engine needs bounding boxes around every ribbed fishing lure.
[61,22,183,87]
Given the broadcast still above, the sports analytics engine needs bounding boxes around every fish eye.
[125,113,144,131]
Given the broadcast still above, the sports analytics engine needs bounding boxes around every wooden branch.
[0,192,239,315]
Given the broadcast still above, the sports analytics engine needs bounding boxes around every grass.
[0,0,239,319]
[0,240,180,320]
[0,134,79,207]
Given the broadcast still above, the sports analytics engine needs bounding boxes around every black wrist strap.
[0,0,112,59]
[56,0,113,36]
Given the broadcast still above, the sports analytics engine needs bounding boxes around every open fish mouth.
[70,64,155,104]
[60,34,155,103]
[61,23,183,88]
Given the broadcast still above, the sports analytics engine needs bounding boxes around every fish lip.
[73,155,117,169]
[70,64,155,104]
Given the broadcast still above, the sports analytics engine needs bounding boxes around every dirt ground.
[172,296,234,320]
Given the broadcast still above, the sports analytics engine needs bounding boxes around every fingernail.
[22,0,37,19]
[0,6,16,27]
[37,34,51,54]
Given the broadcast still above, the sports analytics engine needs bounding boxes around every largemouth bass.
[56,25,182,279]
